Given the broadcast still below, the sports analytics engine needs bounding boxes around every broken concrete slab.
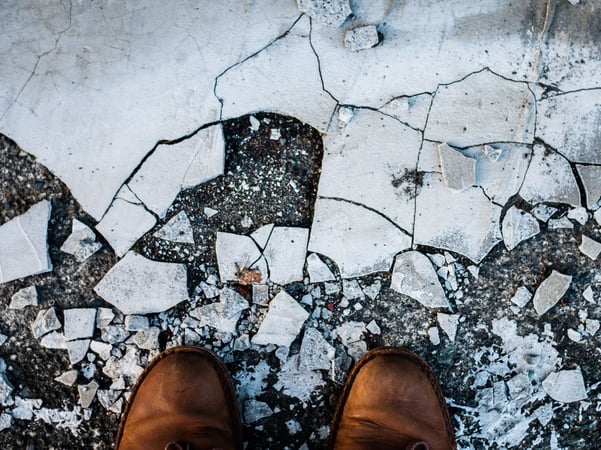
[306,253,336,283]
[391,251,448,309]
[190,287,249,334]
[128,124,225,218]
[437,313,459,342]
[576,165,601,209]
[67,339,90,366]
[344,25,379,51]
[378,94,432,130]
[217,16,337,134]
[542,368,587,403]
[308,198,411,278]
[414,173,502,263]
[124,315,150,332]
[153,211,195,244]
[94,251,189,315]
[299,327,335,372]
[0,200,52,284]
[9,286,38,310]
[216,232,268,283]
[54,371,78,387]
[252,291,308,347]
[60,219,102,262]
[40,331,67,350]
[520,144,581,207]
[63,309,96,341]
[31,308,61,339]
[296,0,351,27]
[263,227,309,285]
[95,195,157,258]
[426,70,535,147]
[438,144,476,192]
[579,235,601,260]
[536,91,601,164]
[250,224,274,250]
[501,206,540,251]
[78,380,99,409]
[533,270,572,316]
[316,108,421,233]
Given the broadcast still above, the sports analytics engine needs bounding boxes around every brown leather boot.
[329,347,456,450]
[115,346,243,450]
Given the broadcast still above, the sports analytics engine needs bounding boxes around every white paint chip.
[0,200,52,284]
[63,309,96,341]
[438,144,476,192]
[94,251,189,315]
[306,253,336,283]
[9,286,38,310]
[579,235,601,260]
[437,313,459,342]
[391,251,448,308]
[299,327,335,371]
[510,286,532,308]
[533,270,572,316]
[31,308,61,339]
[502,206,540,251]
[60,219,102,262]
[263,227,309,285]
[215,232,267,283]
[190,288,249,334]
[542,368,587,403]
[153,211,194,244]
[67,339,90,365]
[250,224,274,249]
[252,291,309,347]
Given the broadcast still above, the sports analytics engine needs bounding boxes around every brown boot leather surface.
[329,347,456,450]
[115,346,242,450]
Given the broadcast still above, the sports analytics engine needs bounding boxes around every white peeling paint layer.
[0,200,52,284]
[94,251,189,315]
[391,251,448,309]
[252,291,309,347]
[542,368,587,403]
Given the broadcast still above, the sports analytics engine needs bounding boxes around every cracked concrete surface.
[1,0,601,448]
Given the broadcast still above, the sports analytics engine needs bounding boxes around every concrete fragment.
[0,200,52,284]
[215,232,267,283]
[335,321,367,360]
[243,399,273,424]
[510,287,532,308]
[583,286,595,303]
[542,368,587,403]
[548,216,574,230]
[125,315,150,331]
[94,251,189,315]
[78,380,99,408]
[274,355,324,403]
[101,325,130,344]
[586,319,600,336]
[40,331,67,349]
[252,285,270,306]
[391,252,448,308]
[96,195,157,258]
[344,25,379,52]
[0,413,12,431]
[9,286,38,310]
[132,328,160,350]
[31,308,61,338]
[0,364,14,405]
[567,328,582,343]
[379,94,432,130]
[249,116,260,132]
[438,144,476,192]
[263,227,309,285]
[309,198,411,278]
[520,144,581,207]
[190,288,249,334]
[251,224,274,249]
[63,309,96,341]
[576,165,601,208]
[90,341,113,360]
[366,320,381,335]
[428,327,440,345]
[531,204,558,222]
[97,389,121,411]
[297,0,352,27]
[60,219,102,262]
[129,125,225,218]
[426,70,535,147]
[437,313,459,342]
[67,339,90,365]
[502,206,540,251]
[533,270,572,316]
[299,328,335,371]
[96,308,115,328]
[567,207,588,225]
[579,235,601,260]
[153,211,194,244]
[252,291,308,347]
[306,253,336,283]
[55,370,78,387]
[595,209,601,226]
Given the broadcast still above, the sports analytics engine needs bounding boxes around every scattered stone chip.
[510,286,532,308]
[344,25,379,52]
[437,313,459,342]
[252,291,308,347]
[9,286,38,310]
[391,251,448,308]
[125,315,150,331]
[78,380,99,408]
[296,0,352,27]
[54,370,78,387]
[533,270,572,316]
[299,328,335,371]
[542,368,587,403]
[502,206,540,251]
[243,399,273,424]
[60,219,102,262]
[63,309,96,341]
[579,235,601,260]
[428,327,440,345]
[31,308,62,339]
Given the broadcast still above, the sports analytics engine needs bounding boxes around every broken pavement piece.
[390,251,448,309]
[94,251,189,315]
[296,0,352,27]
[251,291,308,347]
[153,211,195,244]
[510,286,532,308]
[579,235,601,260]
[542,368,587,403]
[567,207,588,225]
[438,144,476,192]
[250,224,274,250]
[67,339,91,365]
[425,70,535,147]
[95,195,157,258]
[335,321,367,360]
[533,270,572,316]
[501,206,540,251]
[308,198,411,278]
[306,253,336,283]
[63,309,96,341]
[31,308,61,339]
[243,399,273,424]
[96,308,115,329]
[437,313,459,342]
[548,216,574,230]
[344,25,379,52]
[55,370,78,387]
[531,204,558,222]
[263,227,309,285]
[215,232,267,283]
[428,327,440,345]
[0,200,52,284]
[40,331,67,350]
[9,286,38,310]
[519,144,581,207]
[274,354,324,403]
[299,327,335,372]
[190,288,249,334]
[576,165,601,209]
[78,380,99,409]
[60,219,102,262]
[378,93,432,130]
